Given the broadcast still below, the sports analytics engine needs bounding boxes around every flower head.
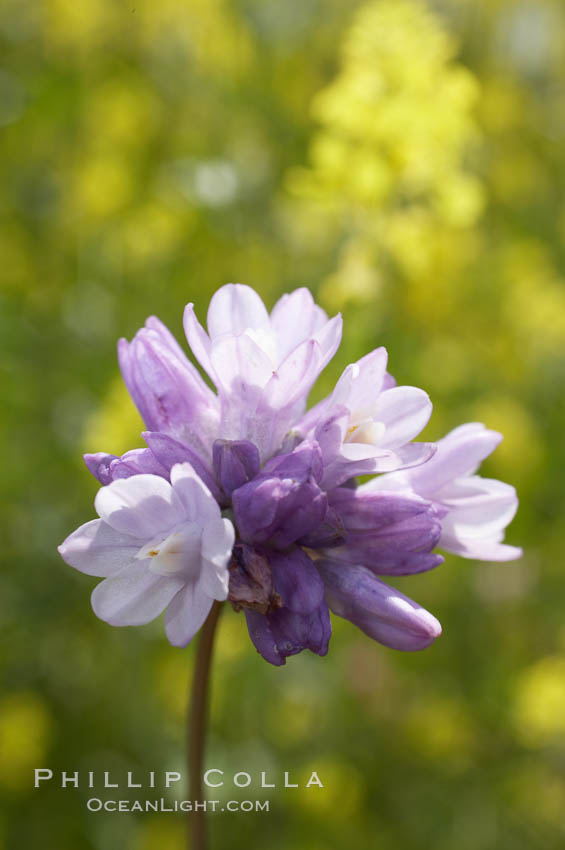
[366,423,522,561]
[59,463,234,647]
[60,284,521,662]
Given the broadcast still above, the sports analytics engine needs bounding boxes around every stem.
[187,600,223,850]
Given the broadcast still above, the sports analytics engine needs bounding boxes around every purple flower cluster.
[59,285,521,664]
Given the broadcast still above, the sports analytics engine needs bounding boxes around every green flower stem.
[187,600,223,850]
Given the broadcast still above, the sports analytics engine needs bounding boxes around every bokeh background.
[2,0,565,847]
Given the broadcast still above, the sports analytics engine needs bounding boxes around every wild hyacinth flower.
[59,284,521,662]
[365,423,522,562]
[58,464,234,646]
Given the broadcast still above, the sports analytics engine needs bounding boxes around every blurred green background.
[2,0,564,847]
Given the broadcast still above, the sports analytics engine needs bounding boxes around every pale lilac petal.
[312,313,343,369]
[201,517,235,567]
[58,519,142,577]
[407,423,502,494]
[314,407,349,462]
[340,442,384,462]
[439,534,523,561]
[95,474,185,538]
[296,394,333,437]
[183,303,215,381]
[145,315,189,362]
[330,348,388,413]
[386,442,437,470]
[170,462,219,523]
[372,386,432,449]
[207,283,270,339]
[270,288,329,361]
[91,561,184,626]
[211,333,274,395]
[118,317,217,445]
[264,340,321,410]
[242,341,323,458]
[164,580,214,647]
[439,477,518,539]
[321,442,436,490]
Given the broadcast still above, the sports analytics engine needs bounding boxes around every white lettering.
[306,771,324,788]
[204,769,224,788]
[260,771,275,788]
[165,771,181,788]
[284,772,298,788]
[34,769,53,787]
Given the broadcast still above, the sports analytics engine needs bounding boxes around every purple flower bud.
[118,316,219,463]
[84,452,119,485]
[142,431,224,505]
[317,559,441,651]
[297,507,346,549]
[84,449,168,485]
[213,440,261,498]
[232,441,328,549]
[327,487,444,575]
[244,548,331,665]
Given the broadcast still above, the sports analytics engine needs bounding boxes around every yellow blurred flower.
[514,655,565,746]
[0,693,52,791]
[82,376,143,457]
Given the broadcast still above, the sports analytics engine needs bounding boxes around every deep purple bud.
[317,559,441,651]
[83,448,168,484]
[142,431,224,505]
[328,487,444,575]
[244,548,331,665]
[298,507,346,549]
[232,441,328,549]
[213,440,261,498]
[227,543,281,615]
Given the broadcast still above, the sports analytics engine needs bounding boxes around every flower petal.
[118,317,217,445]
[91,561,184,626]
[183,302,215,381]
[95,474,185,538]
[330,348,388,414]
[164,580,214,647]
[211,333,274,395]
[372,386,432,449]
[170,462,220,523]
[207,283,270,339]
[58,519,141,577]
[407,423,503,494]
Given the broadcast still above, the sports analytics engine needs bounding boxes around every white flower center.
[345,417,386,446]
[136,522,202,578]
